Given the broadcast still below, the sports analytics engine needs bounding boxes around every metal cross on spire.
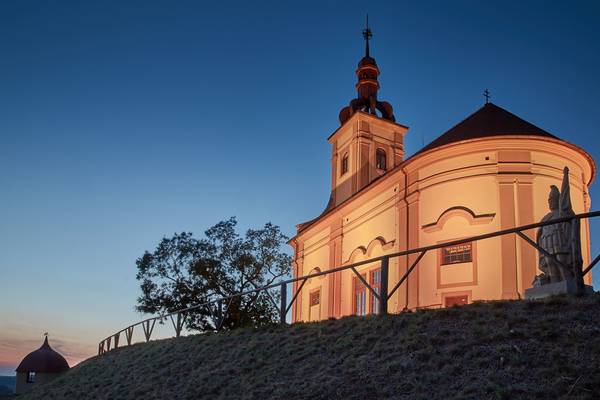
[362,14,372,58]
[483,89,491,104]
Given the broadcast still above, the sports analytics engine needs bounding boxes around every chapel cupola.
[15,335,70,394]
[338,18,396,125]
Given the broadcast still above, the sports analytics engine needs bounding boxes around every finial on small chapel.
[483,89,491,104]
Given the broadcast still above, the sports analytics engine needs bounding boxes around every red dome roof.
[16,337,69,373]
[358,56,377,67]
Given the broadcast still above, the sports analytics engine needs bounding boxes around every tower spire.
[338,18,395,125]
[362,14,372,58]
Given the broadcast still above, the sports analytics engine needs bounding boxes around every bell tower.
[329,19,408,207]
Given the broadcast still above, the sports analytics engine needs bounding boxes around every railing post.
[572,218,585,296]
[217,300,223,331]
[379,257,389,315]
[279,282,287,324]
[126,326,134,345]
[171,313,183,337]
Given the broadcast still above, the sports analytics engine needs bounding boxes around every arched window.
[341,153,349,175]
[376,148,387,170]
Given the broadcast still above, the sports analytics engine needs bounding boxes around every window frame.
[352,267,383,316]
[309,289,320,307]
[341,153,349,176]
[375,148,387,171]
[445,294,469,307]
[442,291,472,308]
[437,239,478,289]
[27,372,36,383]
[440,242,473,265]
[353,273,367,316]
[369,268,381,314]
[308,287,321,321]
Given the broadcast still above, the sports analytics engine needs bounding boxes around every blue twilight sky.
[1,0,599,374]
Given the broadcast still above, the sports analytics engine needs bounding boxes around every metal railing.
[98,211,600,355]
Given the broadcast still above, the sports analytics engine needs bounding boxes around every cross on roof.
[362,15,372,57]
[483,89,491,104]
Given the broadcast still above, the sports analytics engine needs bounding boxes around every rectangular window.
[370,269,381,314]
[441,242,472,265]
[445,295,468,307]
[309,290,320,306]
[341,154,349,175]
[353,275,367,316]
[27,372,36,383]
[376,149,387,170]
[309,288,321,321]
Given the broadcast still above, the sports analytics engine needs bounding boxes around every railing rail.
[98,211,600,355]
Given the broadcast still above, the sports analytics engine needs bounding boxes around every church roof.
[16,337,69,373]
[415,102,558,155]
[294,102,569,235]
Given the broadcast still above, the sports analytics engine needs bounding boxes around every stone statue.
[534,167,583,287]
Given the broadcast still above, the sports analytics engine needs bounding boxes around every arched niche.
[422,206,495,233]
[307,266,325,281]
[345,236,395,264]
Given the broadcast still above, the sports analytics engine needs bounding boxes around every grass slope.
[20,294,600,400]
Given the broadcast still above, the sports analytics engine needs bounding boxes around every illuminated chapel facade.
[288,30,595,322]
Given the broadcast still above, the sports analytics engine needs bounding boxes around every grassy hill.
[19,294,600,400]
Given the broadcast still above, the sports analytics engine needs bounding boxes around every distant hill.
[0,376,15,395]
[18,294,600,399]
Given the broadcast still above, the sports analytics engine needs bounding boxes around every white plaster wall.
[299,243,330,322]
[418,174,502,307]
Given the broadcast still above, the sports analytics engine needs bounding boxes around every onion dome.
[339,18,395,125]
[358,56,377,67]
[16,337,69,373]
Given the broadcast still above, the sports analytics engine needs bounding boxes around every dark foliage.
[135,217,291,332]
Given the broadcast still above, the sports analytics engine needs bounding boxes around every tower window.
[341,153,349,175]
[27,372,36,383]
[376,148,387,170]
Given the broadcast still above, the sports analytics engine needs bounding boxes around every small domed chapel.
[288,26,595,322]
[15,336,70,394]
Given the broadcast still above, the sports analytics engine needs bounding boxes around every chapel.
[15,336,70,394]
[289,26,595,322]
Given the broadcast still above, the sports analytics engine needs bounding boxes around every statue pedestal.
[524,279,594,300]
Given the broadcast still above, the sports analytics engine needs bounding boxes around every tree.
[135,217,292,332]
